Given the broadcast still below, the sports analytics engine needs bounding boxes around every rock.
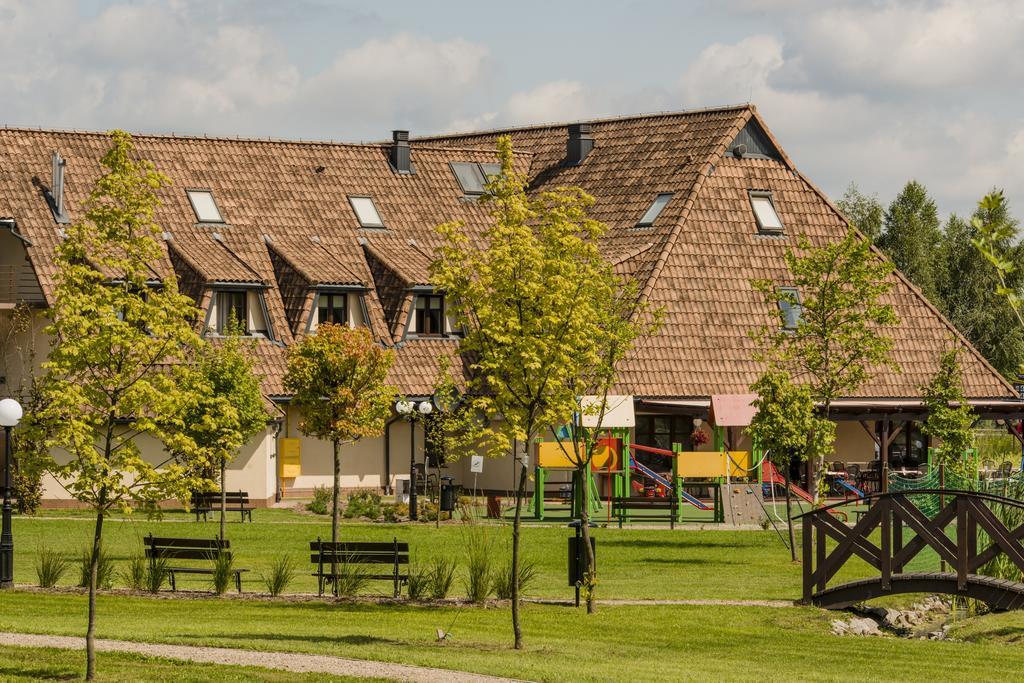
[847,617,882,636]
[831,620,849,636]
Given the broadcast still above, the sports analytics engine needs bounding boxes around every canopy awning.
[710,394,757,427]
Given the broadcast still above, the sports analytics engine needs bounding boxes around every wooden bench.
[191,491,254,523]
[310,537,409,597]
[144,534,248,592]
[612,496,679,529]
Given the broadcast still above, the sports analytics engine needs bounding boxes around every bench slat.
[310,554,409,564]
[147,538,228,549]
[310,542,409,552]
[148,549,233,561]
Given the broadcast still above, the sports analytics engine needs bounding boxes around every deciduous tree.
[747,369,833,559]
[753,229,899,503]
[431,136,654,642]
[836,182,884,242]
[173,324,268,541]
[38,131,214,680]
[920,346,977,478]
[283,324,395,550]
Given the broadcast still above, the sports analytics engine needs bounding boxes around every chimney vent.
[50,151,69,224]
[566,123,594,166]
[391,130,412,174]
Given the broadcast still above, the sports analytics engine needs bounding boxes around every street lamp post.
[0,398,24,589]
[396,399,433,521]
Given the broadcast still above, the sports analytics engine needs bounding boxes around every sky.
[2,0,1022,218]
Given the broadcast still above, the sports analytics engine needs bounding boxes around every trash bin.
[440,476,457,512]
[567,521,596,586]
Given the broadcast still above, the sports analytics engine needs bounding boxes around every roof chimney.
[50,151,69,224]
[566,123,594,166]
[391,130,411,174]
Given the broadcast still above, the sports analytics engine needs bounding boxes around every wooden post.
[880,417,890,493]
[802,515,813,604]
[880,499,891,590]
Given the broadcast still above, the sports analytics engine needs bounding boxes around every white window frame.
[186,189,225,223]
[749,190,784,235]
[348,195,385,228]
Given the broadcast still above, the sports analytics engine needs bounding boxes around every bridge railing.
[797,489,1024,606]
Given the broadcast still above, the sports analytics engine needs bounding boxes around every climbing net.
[888,468,1024,517]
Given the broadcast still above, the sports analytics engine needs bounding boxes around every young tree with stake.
[38,131,215,680]
[432,136,650,643]
[284,324,396,550]
[752,229,899,503]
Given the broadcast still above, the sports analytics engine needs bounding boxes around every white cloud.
[503,80,594,125]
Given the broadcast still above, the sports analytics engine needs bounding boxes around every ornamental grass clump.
[261,555,296,597]
[331,554,371,597]
[428,557,457,599]
[494,557,538,600]
[463,528,494,603]
[35,548,68,588]
[210,552,235,595]
[122,554,147,591]
[77,547,114,590]
[406,565,428,600]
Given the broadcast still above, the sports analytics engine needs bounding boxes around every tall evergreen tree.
[939,194,1024,378]
[878,180,944,304]
[836,182,884,241]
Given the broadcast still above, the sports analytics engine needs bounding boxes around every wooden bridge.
[799,489,1024,610]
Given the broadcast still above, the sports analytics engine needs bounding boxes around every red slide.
[762,462,815,505]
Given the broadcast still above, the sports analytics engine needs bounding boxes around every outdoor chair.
[999,461,1015,479]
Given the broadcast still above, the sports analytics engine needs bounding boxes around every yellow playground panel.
[675,450,751,479]
[537,442,617,470]
[279,438,302,478]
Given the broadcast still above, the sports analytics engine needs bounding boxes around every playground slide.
[761,461,815,505]
[630,460,712,511]
[833,477,865,499]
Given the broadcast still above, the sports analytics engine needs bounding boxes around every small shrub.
[210,552,235,595]
[344,490,382,520]
[122,554,148,591]
[463,528,493,603]
[493,557,539,600]
[261,555,296,597]
[418,500,439,522]
[145,557,169,593]
[380,502,407,522]
[307,486,331,515]
[406,565,428,600]
[35,548,68,588]
[331,554,371,597]
[77,546,115,590]
[428,557,457,599]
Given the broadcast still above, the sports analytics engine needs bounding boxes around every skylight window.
[637,193,674,227]
[186,190,224,223]
[450,162,500,196]
[778,287,801,330]
[750,191,783,234]
[348,196,384,228]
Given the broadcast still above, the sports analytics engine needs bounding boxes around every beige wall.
[832,420,878,466]
[39,427,278,506]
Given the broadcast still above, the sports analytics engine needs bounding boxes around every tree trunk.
[85,507,104,680]
[511,442,530,650]
[331,439,341,592]
[783,475,796,562]
[219,456,227,543]
[580,466,596,614]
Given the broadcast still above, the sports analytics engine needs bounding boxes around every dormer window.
[348,196,384,228]
[637,193,673,227]
[317,292,348,326]
[750,191,783,235]
[415,294,444,336]
[187,190,224,223]
[450,162,500,197]
[216,290,247,333]
[778,287,801,330]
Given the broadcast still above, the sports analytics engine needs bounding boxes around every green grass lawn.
[11,507,812,600]
[0,644,373,681]
[0,591,1021,682]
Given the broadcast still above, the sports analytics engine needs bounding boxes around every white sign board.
[580,395,635,428]
[470,455,484,473]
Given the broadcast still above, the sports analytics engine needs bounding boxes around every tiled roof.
[0,104,1014,401]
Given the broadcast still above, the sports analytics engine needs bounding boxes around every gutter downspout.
[271,416,285,503]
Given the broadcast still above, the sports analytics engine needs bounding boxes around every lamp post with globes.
[396,399,433,521]
[0,397,23,589]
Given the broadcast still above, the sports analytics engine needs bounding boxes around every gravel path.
[0,632,526,683]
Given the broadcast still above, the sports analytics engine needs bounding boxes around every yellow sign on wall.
[279,438,302,478]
